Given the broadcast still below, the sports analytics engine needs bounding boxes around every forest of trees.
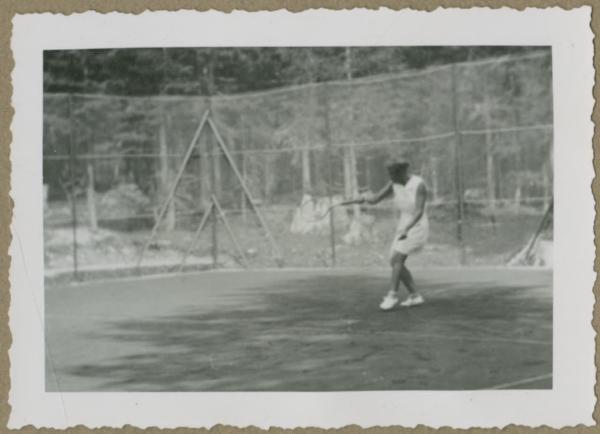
[43,46,553,235]
[44,46,544,96]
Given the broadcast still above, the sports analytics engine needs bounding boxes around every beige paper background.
[0,1,597,431]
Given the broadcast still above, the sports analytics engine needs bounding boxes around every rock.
[148,240,172,250]
[290,194,316,234]
[533,240,553,267]
[99,183,151,220]
[290,194,350,235]
[508,238,553,268]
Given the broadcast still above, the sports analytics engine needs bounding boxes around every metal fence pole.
[136,110,210,269]
[451,64,466,265]
[207,108,218,268]
[322,84,336,267]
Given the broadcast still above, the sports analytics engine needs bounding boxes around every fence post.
[67,94,79,279]
[451,64,466,265]
[86,162,98,231]
[344,47,361,222]
[322,83,336,267]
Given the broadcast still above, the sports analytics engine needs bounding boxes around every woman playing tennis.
[359,159,429,310]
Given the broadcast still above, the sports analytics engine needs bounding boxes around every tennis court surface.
[46,267,552,391]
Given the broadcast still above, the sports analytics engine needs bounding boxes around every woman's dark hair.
[387,161,409,182]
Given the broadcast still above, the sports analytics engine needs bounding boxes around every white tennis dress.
[390,175,429,256]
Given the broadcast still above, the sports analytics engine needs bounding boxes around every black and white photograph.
[43,45,554,392]
[8,8,595,429]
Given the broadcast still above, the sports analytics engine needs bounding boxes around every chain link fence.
[43,51,553,281]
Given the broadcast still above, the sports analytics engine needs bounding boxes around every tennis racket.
[315,198,364,221]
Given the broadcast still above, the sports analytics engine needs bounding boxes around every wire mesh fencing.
[43,51,553,281]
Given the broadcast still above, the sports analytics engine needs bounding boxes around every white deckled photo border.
[8,7,596,429]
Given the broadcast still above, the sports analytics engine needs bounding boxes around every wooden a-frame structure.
[136,109,283,270]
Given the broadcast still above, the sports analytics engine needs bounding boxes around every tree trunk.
[508,66,523,213]
[263,157,270,203]
[159,117,176,231]
[241,152,247,224]
[430,156,439,203]
[544,139,553,208]
[514,137,522,213]
[86,163,98,231]
[302,147,311,194]
[482,91,497,217]
[158,50,176,230]
[514,183,522,213]
[542,160,550,209]
[513,161,522,214]
[343,147,352,198]
[344,47,361,220]
[349,144,360,216]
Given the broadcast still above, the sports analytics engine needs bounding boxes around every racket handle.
[342,198,364,206]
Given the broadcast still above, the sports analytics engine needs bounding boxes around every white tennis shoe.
[379,292,399,311]
[400,294,425,307]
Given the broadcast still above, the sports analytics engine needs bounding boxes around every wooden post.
[67,95,79,279]
[451,65,466,265]
[323,84,336,267]
[86,162,98,231]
